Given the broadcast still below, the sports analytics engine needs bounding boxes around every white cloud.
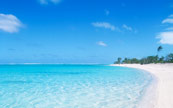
[165,27,173,30]
[92,22,116,31]
[122,24,132,31]
[105,9,110,16]
[39,0,61,4]
[157,32,173,45]
[169,14,173,17]
[156,14,173,45]
[162,18,173,24]
[0,13,23,33]
[97,41,107,46]
[162,14,173,24]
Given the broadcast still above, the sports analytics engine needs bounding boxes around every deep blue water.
[0,64,152,108]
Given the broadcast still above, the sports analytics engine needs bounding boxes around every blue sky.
[0,0,173,64]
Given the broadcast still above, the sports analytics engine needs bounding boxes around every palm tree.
[157,46,163,56]
[157,46,163,63]
[166,53,173,63]
[117,57,122,64]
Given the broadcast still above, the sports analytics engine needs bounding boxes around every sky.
[0,0,173,64]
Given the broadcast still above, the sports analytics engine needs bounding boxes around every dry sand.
[111,64,173,108]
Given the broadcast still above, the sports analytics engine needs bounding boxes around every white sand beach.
[111,64,173,108]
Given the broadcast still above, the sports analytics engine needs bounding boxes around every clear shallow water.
[0,64,153,108]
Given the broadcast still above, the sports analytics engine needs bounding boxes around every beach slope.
[111,64,173,108]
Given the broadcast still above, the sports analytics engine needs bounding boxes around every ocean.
[0,64,153,108]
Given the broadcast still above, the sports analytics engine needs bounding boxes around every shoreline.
[111,63,173,108]
[135,68,158,108]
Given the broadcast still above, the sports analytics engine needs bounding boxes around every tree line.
[114,46,173,64]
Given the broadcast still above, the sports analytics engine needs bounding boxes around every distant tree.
[159,56,165,63]
[131,58,140,64]
[166,53,173,63]
[122,58,131,64]
[117,57,122,64]
[122,58,128,64]
[114,57,122,64]
[157,46,163,56]
[140,58,147,65]
[114,51,173,64]
[146,56,158,64]
[155,55,159,63]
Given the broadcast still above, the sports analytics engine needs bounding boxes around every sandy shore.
[111,64,173,108]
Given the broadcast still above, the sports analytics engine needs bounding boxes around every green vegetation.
[114,46,173,64]
[157,46,163,55]
[166,53,173,63]
[114,57,122,64]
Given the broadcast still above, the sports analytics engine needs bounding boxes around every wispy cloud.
[165,27,173,30]
[97,41,107,47]
[162,15,173,24]
[0,13,23,33]
[157,32,173,45]
[104,9,110,16]
[157,14,173,45]
[122,24,137,33]
[162,19,173,24]
[39,0,61,5]
[122,24,132,31]
[169,14,173,17]
[92,22,117,31]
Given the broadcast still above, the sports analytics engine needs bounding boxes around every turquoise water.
[0,64,152,108]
